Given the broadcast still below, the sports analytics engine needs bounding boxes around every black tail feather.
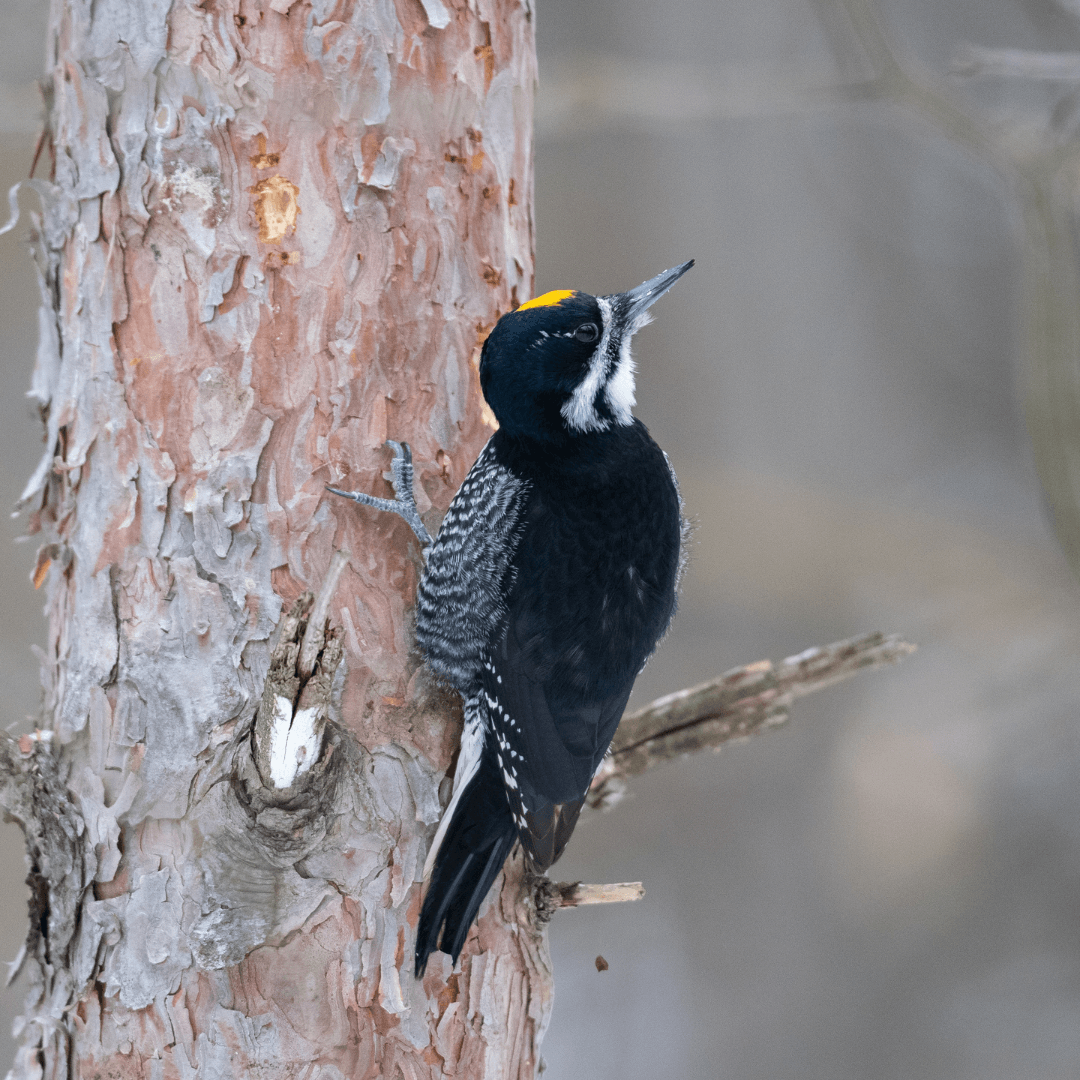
[415,749,518,977]
[522,797,585,873]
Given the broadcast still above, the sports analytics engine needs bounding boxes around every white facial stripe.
[561,297,614,433]
[561,297,640,432]
[605,308,647,425]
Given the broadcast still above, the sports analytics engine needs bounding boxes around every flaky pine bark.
[10,0,544,1076]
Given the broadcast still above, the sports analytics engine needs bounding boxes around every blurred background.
[4,0,1080,1076]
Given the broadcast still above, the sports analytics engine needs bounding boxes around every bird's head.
[479,260,694,441]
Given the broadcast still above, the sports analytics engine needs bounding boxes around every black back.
[483,418,682,868]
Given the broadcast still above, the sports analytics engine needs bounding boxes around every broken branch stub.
[297,550,350,679]
[253,567,347,797]
[529,877,646,924]
[558,881,646,906]
[589,631,916,808]
[0,734,88,1055]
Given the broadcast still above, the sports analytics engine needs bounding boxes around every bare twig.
[557,881,645,907]
[819,0,1080,582]
[530,877,645,923]
[589,631,915,808]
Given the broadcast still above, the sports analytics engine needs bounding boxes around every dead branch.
[529,877,645,924]
[589,631,916,809]
[557,881,645,907]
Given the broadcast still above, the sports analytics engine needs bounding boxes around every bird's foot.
[327,440,434,551]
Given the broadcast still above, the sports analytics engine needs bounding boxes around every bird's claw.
[386,440,416,502]
[327,440,434,551]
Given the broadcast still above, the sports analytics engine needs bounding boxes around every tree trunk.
[11,0,545,1076]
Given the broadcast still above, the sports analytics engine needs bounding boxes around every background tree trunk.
[11,0,546,1076]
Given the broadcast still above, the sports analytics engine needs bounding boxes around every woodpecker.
[328,260,693,976]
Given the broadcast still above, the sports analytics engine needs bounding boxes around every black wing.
[482,630,634,872]
[479,484,642,872]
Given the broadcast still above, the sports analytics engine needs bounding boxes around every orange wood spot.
[474,43,495,88]
[267,250,301,266]
[251,175,299,243]
[33,556,51,589]
[250,134,280,170]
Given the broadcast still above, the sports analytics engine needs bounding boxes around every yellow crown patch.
[516,289,576,312]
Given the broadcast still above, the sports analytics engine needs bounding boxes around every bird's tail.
[415,746,517,976]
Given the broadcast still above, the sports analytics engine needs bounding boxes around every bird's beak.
[615,259,695,322]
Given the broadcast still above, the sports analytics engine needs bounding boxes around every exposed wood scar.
[251,175,300,243]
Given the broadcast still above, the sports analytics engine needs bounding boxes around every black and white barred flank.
[414,439,529,693]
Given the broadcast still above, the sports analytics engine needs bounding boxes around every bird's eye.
[574,322,599,343]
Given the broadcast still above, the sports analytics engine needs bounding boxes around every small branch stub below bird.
[559,881,645,907]
[530,876,645,923]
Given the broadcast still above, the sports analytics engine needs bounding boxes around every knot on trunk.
[0,733,88,1028]
[251,559,348,803]
[180,562,362,972]
[527,874,564,925]
[233,724,352,864]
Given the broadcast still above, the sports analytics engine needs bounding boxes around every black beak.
[613,259,694,322]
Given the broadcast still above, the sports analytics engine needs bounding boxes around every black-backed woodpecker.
[329,260,693,976]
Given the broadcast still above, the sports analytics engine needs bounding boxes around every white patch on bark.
[268,697,322,788]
